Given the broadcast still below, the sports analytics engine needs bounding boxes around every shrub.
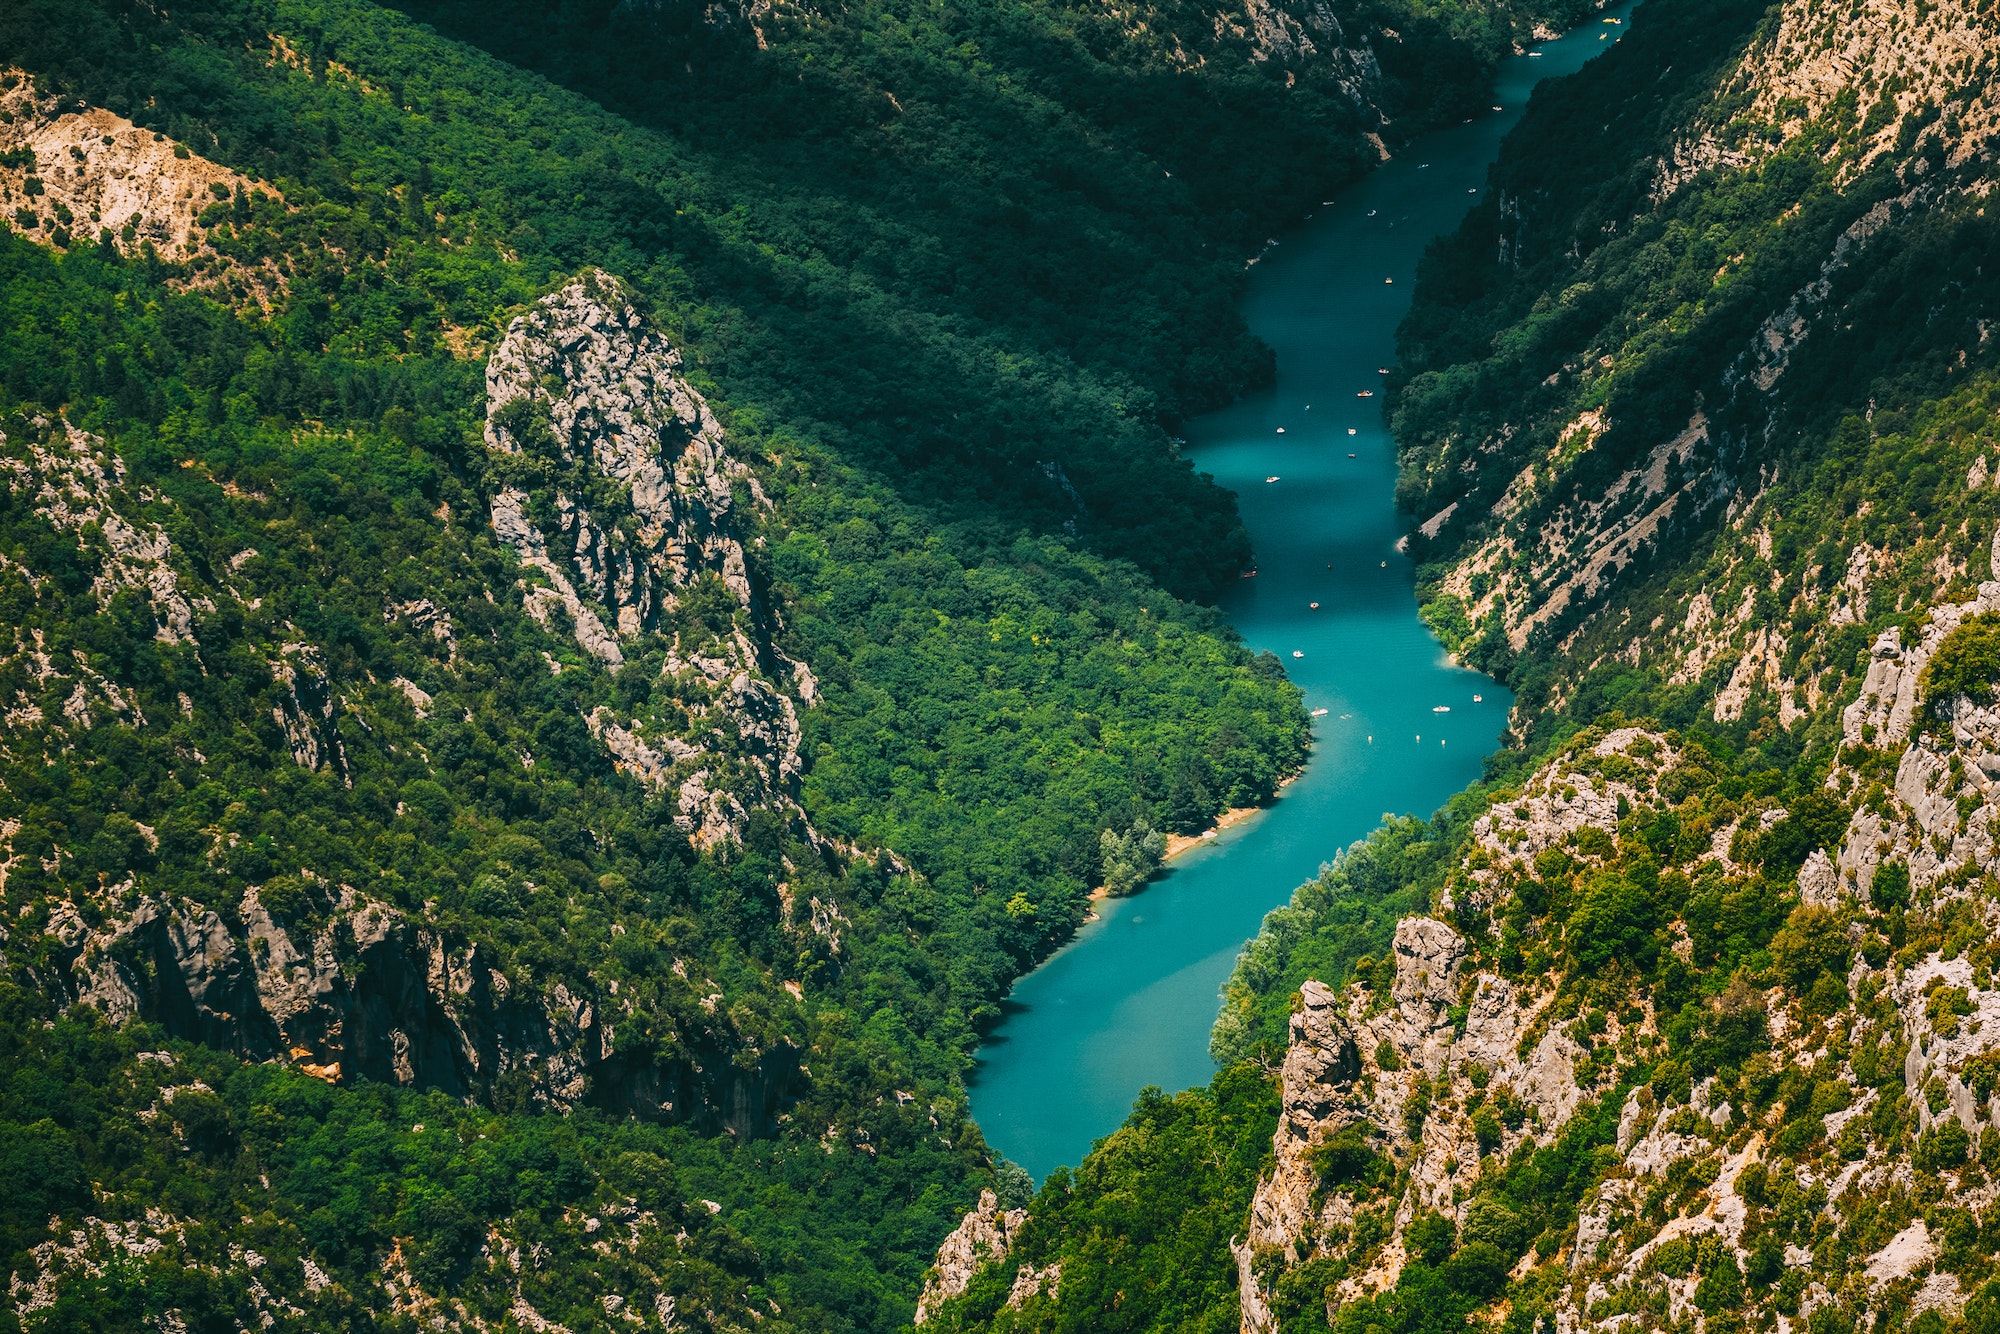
[1871,861,1911,910]
[1770,905,1852,990]
[1920,613,2000,714]
[1916,1120,1972,1172]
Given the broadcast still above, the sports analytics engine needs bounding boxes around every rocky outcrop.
[483,272,818,851]
[0,416,197,644]
[43,886,796,1136]
[1723,0,1997,173]
[915,1190,1027,1325]
[1825,557,2000,903]
[1240,906,1601,1329]
[0,67,286,302]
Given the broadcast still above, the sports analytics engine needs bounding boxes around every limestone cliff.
[0,66,287,305]
[0,307,823,1134]
[38,880,793,1134]
[1235,730,1675,1328]
[1402,0,2000,717]
[916,1190,1037,1325]
[483,271,818,852]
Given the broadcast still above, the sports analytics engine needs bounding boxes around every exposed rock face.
[0,417,197,644]
[1828,568,2000,902]
[483,272,817,850]
[1239,905,1599,1329]
[1239,735,1739,1332]
[1720,0,1997,174]
[915,1190,1027,1325]
[1407,0,2000,709]
[0,67,285,301]
[46,885,796,1136]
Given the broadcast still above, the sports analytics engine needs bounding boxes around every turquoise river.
[967,7,1636,1182]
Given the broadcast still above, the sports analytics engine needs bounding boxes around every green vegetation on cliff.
[929,1,2000,1330]
[0,0,1596,1324]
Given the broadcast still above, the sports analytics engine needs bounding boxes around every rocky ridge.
[915,1189,1041,1325]
[1235,732,1684,1331]
[1410,0,1999,705]
[0,283,832,1131]
[0,66,286,304]
[483,271,818,852]
[1232,706,2000,1334]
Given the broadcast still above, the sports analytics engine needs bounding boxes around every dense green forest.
[0,0,1599,1325]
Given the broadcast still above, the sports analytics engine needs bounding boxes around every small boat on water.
[1468,188,1479,194]
[1433,706,1451,713]
[1292,650,1304,659]
[1384,277,1394,285]
[1266,475,1281,483]
[1309,602,1319,609]
[1473,694,1483,703]
[1241,568,1258,578]
[1347,452,1357,458]
[1357,390,1375,397]
[1276,427,1286,434]
[1311,708,1328,717]
[1379,367,1390,374]
[1367,209,1377,217]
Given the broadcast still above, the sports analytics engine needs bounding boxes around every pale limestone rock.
[1864,1220,1935,1285]
[483,272,818,850]
[0,419,196,645]
[1797,848,1841,906]
[0,66,285,295]
[915,1190,1025,1325]
[1005,1262,1060,1310]
[54,884,795,1136]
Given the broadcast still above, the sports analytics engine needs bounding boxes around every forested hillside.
[0,0,1590,1326]
[915,2,2000,1332]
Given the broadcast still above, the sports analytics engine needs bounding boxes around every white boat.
[1292,650,1304,659]
[1473,694,1483,703]
[1311,708,1328,717]
[1310,602,1319,609]
[1357,390,1375,397]
[1266,475,1281,483]
[1348,428,1358,435]
[1384,277,1394,285]
[1276,427,1286,434]
[1433,706,1451,713]
[1367,209,1377,217]
[1347,452,1356,458]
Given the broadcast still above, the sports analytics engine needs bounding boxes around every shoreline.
[1085,771,1302,907]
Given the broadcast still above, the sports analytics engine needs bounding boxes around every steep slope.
[0,0,1601,1325]
[915,3,2000,1333]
